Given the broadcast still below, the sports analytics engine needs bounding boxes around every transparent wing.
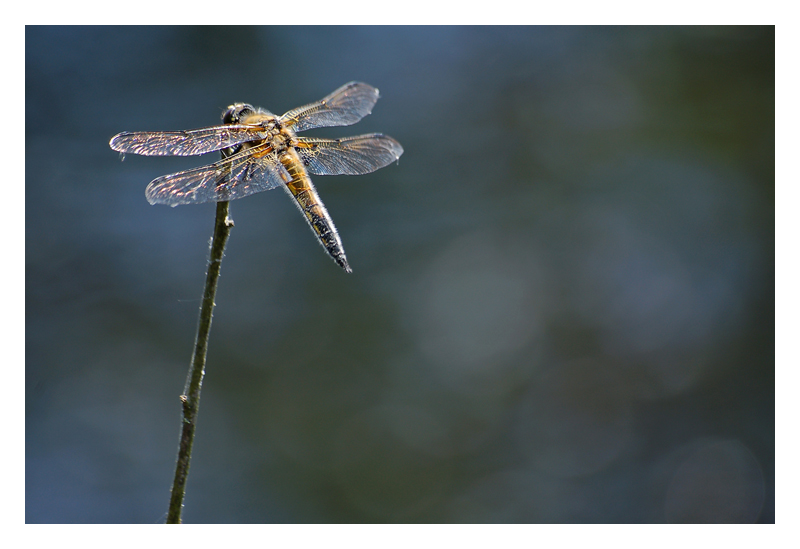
[145,145,288,205]
[296,134,404,176]
[109,125,266,156]
[280,82,381,133]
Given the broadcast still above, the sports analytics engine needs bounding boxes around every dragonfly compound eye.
[222,103,255,124]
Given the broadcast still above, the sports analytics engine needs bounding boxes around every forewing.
[109,125,266,156]
[280,82,380,132]
[145,146,288,205]
[297,134,404,176]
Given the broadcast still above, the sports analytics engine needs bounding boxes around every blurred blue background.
[26,26,774,523]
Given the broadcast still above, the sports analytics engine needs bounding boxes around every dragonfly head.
[222,103,256,124]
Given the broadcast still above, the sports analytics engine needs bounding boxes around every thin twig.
[166,200,234,524]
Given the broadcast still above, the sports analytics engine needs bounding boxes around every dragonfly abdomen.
[280,150,351,273]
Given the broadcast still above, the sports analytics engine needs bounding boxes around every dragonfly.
[109,82,403,273]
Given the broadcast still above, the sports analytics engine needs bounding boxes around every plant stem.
[166,200,234,524]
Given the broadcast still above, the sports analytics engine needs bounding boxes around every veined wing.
[146,144,288,205]
[296,134,404,176]
[109,125,267,157]
[280,82,381,133]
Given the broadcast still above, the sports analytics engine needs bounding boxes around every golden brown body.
[281,147,349,271]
